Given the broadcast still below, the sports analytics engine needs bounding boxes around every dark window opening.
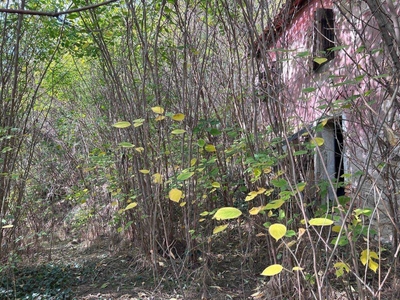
[332,119,344,197]
[313,8,335,71]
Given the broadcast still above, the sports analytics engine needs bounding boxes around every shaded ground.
[0,235,261,299]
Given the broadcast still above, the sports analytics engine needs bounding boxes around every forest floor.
[0,233,264,300]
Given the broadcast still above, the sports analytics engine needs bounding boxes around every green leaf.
[209,128,221,136]
[169,189,182,202]
[309,218,334,226]
[264,199,285,210]
[205,144,216,152]
[171,129,186,135]
[296,51,310,57]
[285,230,296,237]
[124,202,138,211]
[118,142,135,148]
[177,171,194,181]
[211,182,221,188]
[112,121,131,128]
[213,224,228,234]
[334,262,350,277]
[271,178,287,189]
[261,264,283,276]
[269,223,287,242]
[213,207,242,220]
[302,87,316,93]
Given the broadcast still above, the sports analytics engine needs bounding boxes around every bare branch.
[0,0,118,17]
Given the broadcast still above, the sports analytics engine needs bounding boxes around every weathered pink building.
[256,0,400,237]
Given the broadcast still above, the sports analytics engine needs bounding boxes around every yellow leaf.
[139,169,150,174]
[213,224,228,234]
[314,57,328,65]
[332,225,341,233]
[200,211,209,216]
[320,118,329,127]
[205,144,216,152]
[112,121,131,128]
[151,106,164,114]
[180,202,186,207]
[261,264,283,276]
[269,223,287,242]
[172,113,185,121]
[153,173,162,184]
[190,158,197,166]
[333,262,350,277]
[311,137,325,147]
[169,188,182,202]
[155,116,166,121]
[360,250,379,272]
[256,187,266,194]
[135,147,144,153]
[111,201,118,206]
[213,207,242,220]
[249,206,263,215]
[171,129,186,135]
[309,218,334,226]
[2,224,13,229]
[245,191,258,201]
[211,182,221,188]
[292,266,304,271]
[124,202,138,210]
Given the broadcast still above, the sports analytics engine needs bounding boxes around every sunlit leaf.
[213,224,228,234]
[296,182,306,192]
[177,171,194,181]
[211,182,221,188]
[292,266,304,271]
[155,116,166,121]
[360,249,379,272]
[205,144,216,152]
[153,173,162,184]
[112,121,131,128]
[151,106,164,114]
[213,207,242,220]
[245,191,258,201]
[169,189,182,202]
[309,218,334,226]
[118,142,135,148]
[200,211,209,216]
[311,137,325,147]
[298,228,306,239]
[269,223,287,242]
[124,202,138,210]
[172,113,185,121]
[180,202,186,207]
[133,118,145,127]
[139,169,150,174]
[261,264,283,276]
[314,57,328,65]
[265,199,285,210]
[334,262,350,277]
[249,206,263,215]
[190,158,197,166]
[171,129,186,135]
[2,224,13,229]
[135,147,144,153]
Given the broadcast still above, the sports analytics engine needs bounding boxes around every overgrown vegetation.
[1,0,399,299]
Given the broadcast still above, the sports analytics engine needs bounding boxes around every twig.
[0,0,118,17]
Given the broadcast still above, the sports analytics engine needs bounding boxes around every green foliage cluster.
[0,264,75,299]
